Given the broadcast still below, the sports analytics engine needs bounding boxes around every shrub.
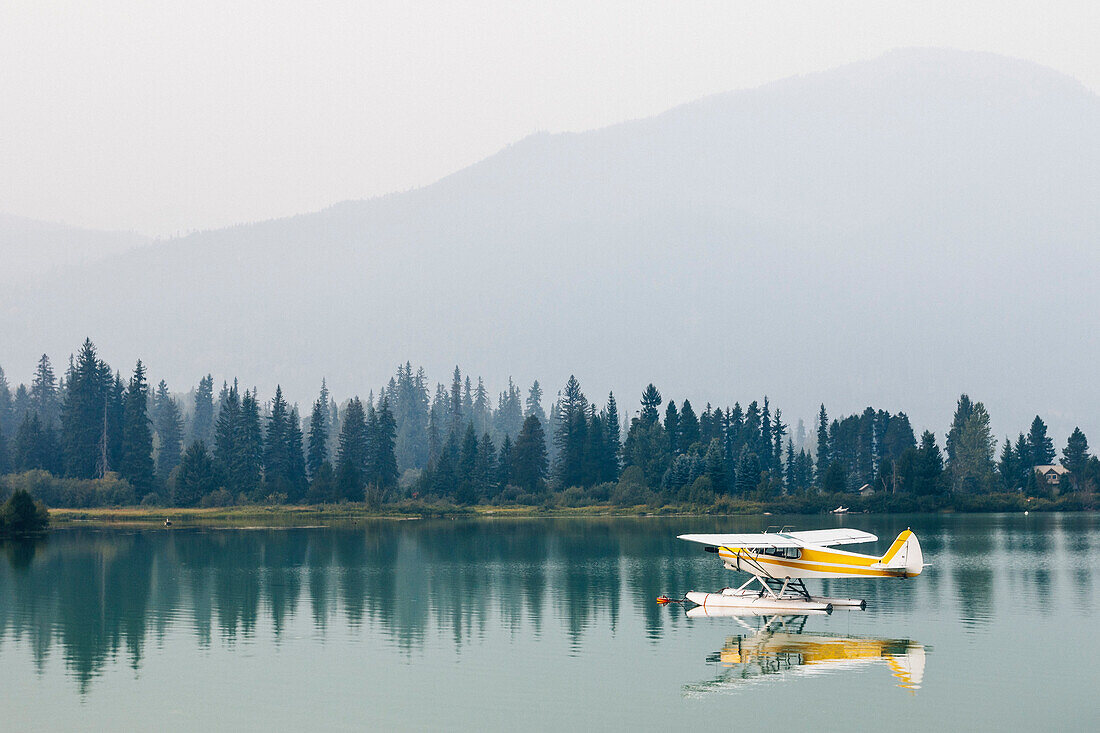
[200,488,234,507]
[0,489,50,536]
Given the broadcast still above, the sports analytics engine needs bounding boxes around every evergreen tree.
[152,380,184,479]
[679,399,700,452]
[285,407,308,502]
[393,364,430,470]
[119,361,156,497]
[0,364,13,438]
[760,398,773,471]
[552,375,589,488]
[998,436,1022,491]
[948,400,996,493]
[172,441,217,507]
[664,400,680,455]
[29,354,59,426]
[476,432,497,496]
[449,367,464,434]
[604,392,622,478]
[61,339,113,478]
[473,377,491,436]
[815,404,829,484]
[191,374,215,445]
[913,431,946,496]
[307,386,330,480]
[771,408,786,477]
[367,398,398,493]
[512,414,548,491]
[734,445,761,495]
[639,384,662,425]
[945,394,975,466]
[237,389,265,497]
[457,423,480,503]
[335,397,368,501]
[497,434,514,488]
[525,380,546,424]
[263,385,292,495]
[493,378,524,442]
[1062,427,1090,491]
[1026,416,1056,466]
[213,383,240,482]
[704,438,730,494]
[12,411,60,473]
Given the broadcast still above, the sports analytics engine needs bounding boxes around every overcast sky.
[1,1,1098,237]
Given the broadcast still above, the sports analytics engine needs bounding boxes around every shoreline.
[46,498,1097,528]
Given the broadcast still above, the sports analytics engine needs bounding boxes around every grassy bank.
[45,491,1099,528]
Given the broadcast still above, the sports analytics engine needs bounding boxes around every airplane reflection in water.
[683,611,926,695]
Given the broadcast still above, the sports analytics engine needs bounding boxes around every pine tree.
[1062,427,1090,491]
[664,400,680,455]
[913,431,946,496]
[0,364,13,438]
[119,361,156,497]
[553,376,589,488]
[734,445,760,496]
[945,394,975,466]
[213,382,240,480]
[639,384,662,425]
[457,423,480,503]
[998,437,1021,491]
[1026,416,1056,466]
[172,441,217,507]
[368,398,398,493]
[61,339,112,478]
[237,389,265,498]
[12,411,60,473]
[285,407,308,502]
[679,399,700,452]
[604,392,621,479]
[29,354,59,426]
[948,400,996,493]
[264,385,292,494]
[152,380,184,479]
[473,377,491,436]
[449,367,464,434]
[760,398,773,471]
[497,434,514,488]
[512,414,548,491]
[336,397,368,501]
[815,404,829,484]
[307,386,330,479]
[476,432,497,496]
[393,364,430,470]
[191,374,215,445]
[704,438,730,494]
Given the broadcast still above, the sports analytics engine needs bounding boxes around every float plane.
[675,527,924,612]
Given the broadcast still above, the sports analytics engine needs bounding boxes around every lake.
[1,513,1097,731]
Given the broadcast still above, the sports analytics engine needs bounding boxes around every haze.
[2,1,1099,236]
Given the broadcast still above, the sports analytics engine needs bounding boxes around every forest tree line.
[1,339,1098,509]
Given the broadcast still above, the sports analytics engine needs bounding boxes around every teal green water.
[1,514,1097,731]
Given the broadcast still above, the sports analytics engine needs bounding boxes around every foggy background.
[2,3,1098,445]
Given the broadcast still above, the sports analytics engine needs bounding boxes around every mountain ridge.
[2,48,1098,445]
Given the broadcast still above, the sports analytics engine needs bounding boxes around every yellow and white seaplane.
[676,527,924,612]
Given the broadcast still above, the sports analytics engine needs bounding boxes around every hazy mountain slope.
[0,214,150,284]
[3,49,1098,441]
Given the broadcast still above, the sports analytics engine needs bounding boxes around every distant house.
[858,483,874,497]
[1034,465,1070,492]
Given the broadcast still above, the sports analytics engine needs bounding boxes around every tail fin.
[878,530,924,577]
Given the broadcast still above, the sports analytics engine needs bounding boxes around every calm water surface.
[1,514,1097,731]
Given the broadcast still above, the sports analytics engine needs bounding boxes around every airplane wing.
[784,529,878,546]
[677,533,802,548]
[678,529,878,548]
